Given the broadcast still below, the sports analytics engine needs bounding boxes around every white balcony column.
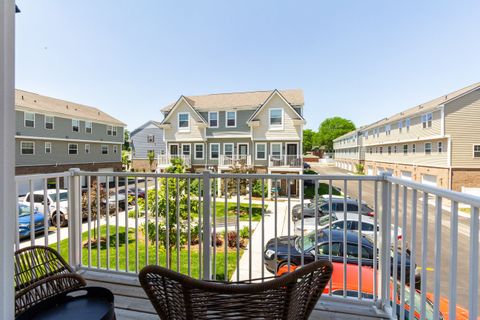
[0,1,16,318]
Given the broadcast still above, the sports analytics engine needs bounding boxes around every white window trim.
[68,143,78,155]
[85,144,91,154]
[178,112,190,132]
[112,126,117,136]
[255,143,267,160]
[20,141,35,155]
[225,111,237,128]
[210,143,220,160]
[101,144,109,155]
[44,142,52,154]
[269,108,284,130]
[270,142,283,157]
[473,144,480,158]
[44,115,54,130]
[107,125,113,135]
[223,143,234,156]
[85,121,92,134]
[72,119,80,132]
[194,143,204,160]
[424,142,432,154]
[182,144,191,156]
[24,112,35,128]
[208,111,219,128]
[237,143,249,157]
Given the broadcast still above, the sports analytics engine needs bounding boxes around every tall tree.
[302,129,314,153]
[317,117,355,151]
[123,129,130,151]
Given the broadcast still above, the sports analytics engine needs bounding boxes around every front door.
[170,144,178,155]
[286,143,298,156]
[238,144,248,156]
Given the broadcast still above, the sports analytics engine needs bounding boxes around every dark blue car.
[18,203,49,238]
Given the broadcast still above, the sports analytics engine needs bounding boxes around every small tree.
[225,161,255,196]
[147,150,156,172]
[81,181,109,244]
[122,150,131,170]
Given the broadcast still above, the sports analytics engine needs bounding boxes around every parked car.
[21,190,69,227]
[264,229,420,285]
[292,197,374,221]
[118,187,146,204]
[277,262,469,319]
[17,203,49,238]
[294,212,403,245]
[102,191,127,211]
[303,162,311,170]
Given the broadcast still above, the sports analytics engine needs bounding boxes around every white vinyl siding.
[255,143,266,160]
[21,141,35,155]
[24,112,35,128]
[45,115,54,130]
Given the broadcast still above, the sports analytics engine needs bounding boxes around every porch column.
[0,1,16,318]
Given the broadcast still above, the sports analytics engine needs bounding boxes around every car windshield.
[18,204,31,217]
[318,214,337,227]
[49,192,68,202]
[402,286,435,320]
[295,231,318,251]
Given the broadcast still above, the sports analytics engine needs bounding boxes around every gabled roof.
[363,82,480,131]
[130,120,163,137]
[160,96,207,125]
[161,89,304,113]
[246,89,305,124]
[15,89,126,126]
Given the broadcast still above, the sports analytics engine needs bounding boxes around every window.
[210,143,219,159]
[178,113,189,130]
[424,142,432,155]
[422,113,433,128]
[361,223,375,232]
[182,144,190,156]
[345,243,373,259]
[317,242,341,256]
[21,141,34,155]
[194,144,204,160]
[412,144,416,154]
[388,146,392,155]
[101,145,109,154]
[113,145,118,154]
[364,131,369,140]
[474,145,480,158]
[112,126,117,136]
[226,111,236,127]
[85,121,92,133]
[85,144,90,154]
[403,144,408,155]
[379,147,383,154]
[208,112,218,128]
[45,142,52,154]
[147,135,155,143]
[385,124,391,135]
[398,121,402,133]
[405,118,410,131]
[45,115,54,130]
[394,146,397,153]
[68,143,78,155]
[24,112,35,127]
[223,143,234,156]
[438,142,443,153]
[170,144,179,155]
[270,143,282,158]
[269,108,283,127]
[256,143,266,160]
[107,125,113,135]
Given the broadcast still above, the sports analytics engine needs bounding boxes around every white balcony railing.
[268,155,302,167]
[13,170,480,319]
[157,154,191,168]
[218,154,252,167]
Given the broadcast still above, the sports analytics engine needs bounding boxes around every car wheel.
[51,212,67,228]
[277,261,298,275]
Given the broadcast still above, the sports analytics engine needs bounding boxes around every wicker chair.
[139,260,333,320]
[14,245,87,316]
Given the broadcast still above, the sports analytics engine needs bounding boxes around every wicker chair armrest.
[15,273,86,316]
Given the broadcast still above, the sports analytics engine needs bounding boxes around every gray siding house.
[159,89,305,196]
[130,121,165,172]
[15,89,126,193]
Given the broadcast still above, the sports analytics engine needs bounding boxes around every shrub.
[355,164,365,175]
[239,226,250,239]
[252,179,267,198]
[225,231,246,248]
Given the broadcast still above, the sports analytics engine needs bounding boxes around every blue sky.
[15,0,480,131]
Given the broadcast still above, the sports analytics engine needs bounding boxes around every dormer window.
[178,113,190,131]
[208,112,218,128]
[269,108,283,128]
[226,111,236,127]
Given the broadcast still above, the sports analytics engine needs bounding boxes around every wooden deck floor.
[80,270,389,320]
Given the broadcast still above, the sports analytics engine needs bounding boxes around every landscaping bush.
[226,231,246,249]
[239,226,250,239]
[355,164,365,175]
[252,179,267,198]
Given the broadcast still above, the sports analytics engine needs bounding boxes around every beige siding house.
[333,129,365,173]
[159,89,306,196]
[333,82,480,191]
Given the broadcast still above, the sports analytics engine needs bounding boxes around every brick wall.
[131,159,157,172]
[451,168,480,192]
[16,162,122,175]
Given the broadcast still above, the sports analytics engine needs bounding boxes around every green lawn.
[304,183,341,199]
[52,225,242,280]
[212,202,265,222]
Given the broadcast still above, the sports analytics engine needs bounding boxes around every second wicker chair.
[139,260,333,320]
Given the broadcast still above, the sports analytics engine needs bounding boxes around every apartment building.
[333,128,365,173]
[159,89,305,195]
[333,82,480,191]
[130,121,165,172]
[15,89,125,193]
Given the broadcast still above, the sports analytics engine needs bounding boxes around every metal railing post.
[378,172,392,314]
[68,168,82,270]
[202,170,212,280]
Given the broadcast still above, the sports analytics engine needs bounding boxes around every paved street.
[309,163,480,308]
